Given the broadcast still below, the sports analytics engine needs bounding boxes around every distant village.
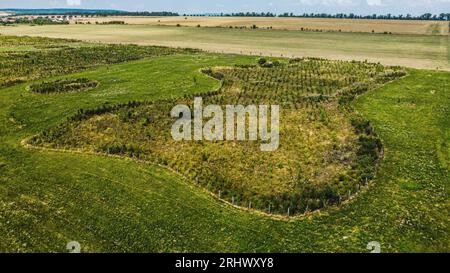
[0,14,101,24]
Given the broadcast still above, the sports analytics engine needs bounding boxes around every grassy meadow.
[0,35,448,252]
[0,24,449,70]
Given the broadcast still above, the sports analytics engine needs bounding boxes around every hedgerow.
[29,78,99,94]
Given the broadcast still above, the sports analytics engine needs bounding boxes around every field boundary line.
[19,130,376,222]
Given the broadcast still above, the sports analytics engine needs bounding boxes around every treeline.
[5,9,449,20]
[0,17,69,25]
[3,10,179,17]
[279,12,450,21]
[74,11,179,17]
[75,21,126,25]
[187,12,450,21]
[187,12,276,17]
[97,21,126,25]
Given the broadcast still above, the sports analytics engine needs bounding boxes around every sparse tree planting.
[30,58,406,215]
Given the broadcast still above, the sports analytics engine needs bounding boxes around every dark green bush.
[258,58,267,65]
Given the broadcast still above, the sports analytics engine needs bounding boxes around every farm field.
[0,24,449,70]
[0,36,448,252]
[71,16,450,36]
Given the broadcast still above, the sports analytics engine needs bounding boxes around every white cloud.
[366,0,383,6]
[298,0,359,6]
[66,0,81,6]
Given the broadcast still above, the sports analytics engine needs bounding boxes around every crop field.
[72,16,450,36]
[1,24,449,71]
[0,35,448,252]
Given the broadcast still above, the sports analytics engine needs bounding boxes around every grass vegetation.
[29,58,405,215]
[0,36,448,252]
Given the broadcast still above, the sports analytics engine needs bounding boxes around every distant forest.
[81,11,180,17]
[187,12,450,21]
[0,9,179,17]
[1,9,449,21]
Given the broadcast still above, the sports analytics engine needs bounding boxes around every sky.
[0,0,449,16]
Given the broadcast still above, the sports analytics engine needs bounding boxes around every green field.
[29,58,406,215]
[1,24,449,70]
[0,36,448,252]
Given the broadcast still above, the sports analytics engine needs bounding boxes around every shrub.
[30,78,99,94]
[351,116,374,135]
[357,135,382,160]
[258,58,267,65]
